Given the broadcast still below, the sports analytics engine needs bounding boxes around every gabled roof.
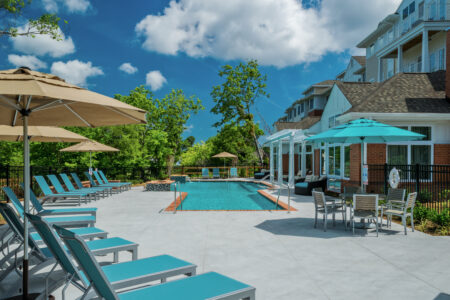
[274,116,321,131]
[347,71,450,113]
[335,81,380,107]
[352,56,366,67]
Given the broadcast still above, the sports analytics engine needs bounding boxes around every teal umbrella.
[306,118,424,191]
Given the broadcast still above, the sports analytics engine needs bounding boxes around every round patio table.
[337,192,387,229]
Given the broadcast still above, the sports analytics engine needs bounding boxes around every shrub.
[413,204,430,223]
[418,189,432,203]
[431,209,450,227]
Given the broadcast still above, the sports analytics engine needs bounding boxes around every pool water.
[173,181,284,210]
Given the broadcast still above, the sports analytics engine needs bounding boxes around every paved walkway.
[2,184,450,299]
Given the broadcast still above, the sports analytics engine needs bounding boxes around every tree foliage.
[210,60,268,165]
[1,0,65,39]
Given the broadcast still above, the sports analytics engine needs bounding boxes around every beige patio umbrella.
[212,152,238,177]
[0,125,89,142]
[60,140,119,169]
[0,67,146,298]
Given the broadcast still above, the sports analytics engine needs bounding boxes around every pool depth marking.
[164,181,296,211]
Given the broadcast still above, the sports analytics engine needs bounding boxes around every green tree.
[181,136,195,152]
[1,0,65,39]
[210,60,268,165]
[180,141,213,166]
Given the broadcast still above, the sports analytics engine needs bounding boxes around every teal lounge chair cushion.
[42,207,98,214]
[102,255,192,283]
[119,272,251,300]
[255,172,264,176]
[295,182,308,188]
[85,237,135,251]
[43,215,96,224]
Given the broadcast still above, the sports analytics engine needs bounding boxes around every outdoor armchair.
[56,225,255,300]
[351,194,379,237]
[27,214,196,300]
[384,192,417,235]
[312,191,346,231]
[20,183,97,217]
[380,188,406,227]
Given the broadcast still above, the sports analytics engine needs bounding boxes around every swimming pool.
[172,181,286,211]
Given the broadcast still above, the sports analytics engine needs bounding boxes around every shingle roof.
[274,116,321,131]
[352,56,366,67]
[335,81,380,107]
[347,71,450,113]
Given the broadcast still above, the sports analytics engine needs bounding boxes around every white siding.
[319,86,352,133]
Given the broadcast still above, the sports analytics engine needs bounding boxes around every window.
[403,7,409,19]
[328,145,341,176]
[305,145,312,174]
[439,48,445,70]
[411,126,431,140]
[328,114,341,128]
[293,108,297,117]
[320,148,326,175]
[439,0,446,19]
[412,145,431,165]
[418,1,424,19]
[344,146,351,178]
[388,145,408,164]
[430,52,436,72]
[300,103,304,113]
[309,99,314,110]
[298,105,301,115]
[417,55,422,72]
[410,2,416,13]
[429,1,437,20]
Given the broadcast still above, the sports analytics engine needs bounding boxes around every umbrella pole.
[22,115,30,299]
[360,139,365,193]
[90,152,92,170]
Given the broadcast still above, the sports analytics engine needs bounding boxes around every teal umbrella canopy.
[306,118,425,192]
[306,118,425,143]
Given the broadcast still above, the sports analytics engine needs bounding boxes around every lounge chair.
[0,203,136,285]
[27,214,196,299]
[85,172,121,194]
[47,174,98,201]
[213,168,220,178]
[34,175,91,206]
[254,169,269,179]
[59,173,108,198]
[56,225,256,300]
[202,168,210,178]
[71,172,113,196]
[2,187,96,228]
[294,175,327,196]
[20,182,97,217]
[94,171,129,192]
[230,167,238,178]
[99,170,132,190]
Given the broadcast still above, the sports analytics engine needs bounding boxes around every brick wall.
[314,149,320,175]
[367,144,386,164]
[349,144,361,183]
[434,144,450,164]
[281,154,300,175]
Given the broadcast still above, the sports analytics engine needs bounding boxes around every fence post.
[415,163,420,195]
[383,163,388,194]
[6,165,10,188]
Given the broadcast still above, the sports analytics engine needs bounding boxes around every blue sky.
[0,0,401,142]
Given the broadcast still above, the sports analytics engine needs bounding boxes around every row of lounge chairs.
[202,167,238,178]
[0,171,256,299]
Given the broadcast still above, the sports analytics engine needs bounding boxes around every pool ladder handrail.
[173,182,183,214]
[275,183,292,213]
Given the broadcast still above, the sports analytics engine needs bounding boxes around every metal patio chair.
[384,192,417,235]
[313,191,346,231]
[380,188,405,227]
[351,194,379,237]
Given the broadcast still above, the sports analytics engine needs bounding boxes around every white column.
[269,143,274,183]
[397,45,403,73]
[301,142,306,177]
[422,30,429,72]
[377,57,382,82]
[278,139,283,186]
[288,135,294,188]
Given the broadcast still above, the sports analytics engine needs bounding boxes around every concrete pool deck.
[2,184,450,299]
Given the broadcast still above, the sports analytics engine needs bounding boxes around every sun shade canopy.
[0,125,88,142]
[60,140,119,152]
[212,152,238,158]
[0,68,147,127]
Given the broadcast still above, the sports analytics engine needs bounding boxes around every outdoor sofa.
[294,175,327,195]
[254,169,270,179]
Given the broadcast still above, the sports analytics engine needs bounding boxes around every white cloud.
[135,0,401,67]
[42,0,91,13]
[8,54,47,70]
[119,63,138,74]
[145,70,167,91]
[184,124,194,133]
[50,60,103,86]
[10,25,75,58]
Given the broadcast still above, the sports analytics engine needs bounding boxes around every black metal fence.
[368,164,450,213]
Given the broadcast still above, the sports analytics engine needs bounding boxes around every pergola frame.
[264,129,314,188]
